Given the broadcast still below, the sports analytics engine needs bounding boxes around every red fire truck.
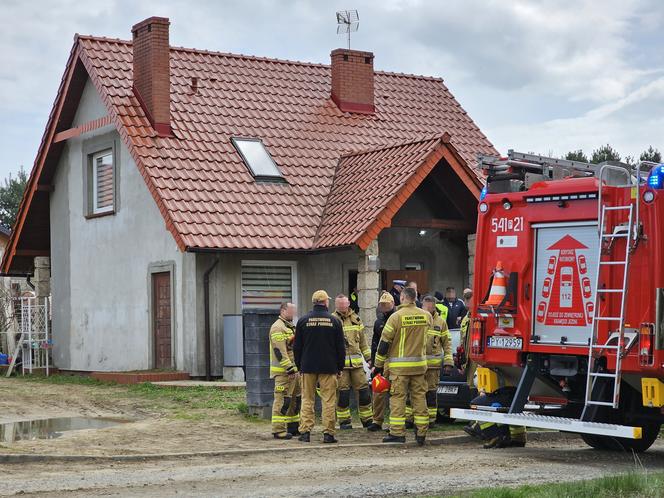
[450,151,664,452]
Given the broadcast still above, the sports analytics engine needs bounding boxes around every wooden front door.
[152,272,172,369]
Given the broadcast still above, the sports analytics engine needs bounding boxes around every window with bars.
[241,263,295,310]
[90,149,114,215]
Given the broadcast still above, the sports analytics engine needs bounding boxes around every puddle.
[0,417,130,443]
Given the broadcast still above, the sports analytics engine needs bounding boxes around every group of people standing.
[268,282,471,446]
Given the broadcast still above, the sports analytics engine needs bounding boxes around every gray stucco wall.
[379,227,470,294]
[198,224,468,376]
[50,79,190,372]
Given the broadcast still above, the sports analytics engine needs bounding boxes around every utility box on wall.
[222,314,244,381]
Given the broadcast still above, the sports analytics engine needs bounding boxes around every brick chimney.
[330,48,375,114]
[131,17,171,136]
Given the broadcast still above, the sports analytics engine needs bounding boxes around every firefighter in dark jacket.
[367,291,395,431]
[293,290,346,443]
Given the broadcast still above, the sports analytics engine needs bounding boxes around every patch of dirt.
[4,437,664,497]
[0,377,453,456]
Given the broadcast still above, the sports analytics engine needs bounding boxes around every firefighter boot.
[463,421,482,439]
[382,433,406,443]
[340,421,353,430]
[287,422,300,436]
[298,431,310,442]
[483,425,510,449]
[366,422,382,432]
[414,426,426,446]
[501,426,526,448]
[273,432,292,440]
[323,433,338,444]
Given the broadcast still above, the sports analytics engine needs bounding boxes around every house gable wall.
[50,78,189,372]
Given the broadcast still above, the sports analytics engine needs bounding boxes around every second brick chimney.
[330,48,375,114]
[131,17,171,136]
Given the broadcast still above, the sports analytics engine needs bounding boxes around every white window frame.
[240,260,298,311]
[91,149,114,215]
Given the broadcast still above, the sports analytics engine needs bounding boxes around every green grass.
[452,472,664,498]
[15,374,249,418]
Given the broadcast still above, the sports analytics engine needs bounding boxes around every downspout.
[203,257,220,381]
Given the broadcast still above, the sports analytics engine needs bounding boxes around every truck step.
[449,409,642,439]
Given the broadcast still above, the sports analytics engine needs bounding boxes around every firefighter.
[373,286,432,445]
[269,302,300,439]
[422,295,453,424]
[434,291,449,325]
[367,291,395,432]
[470,386,527,448]
[460,289,475,385]
[293,290,346,443]
[333,294,373,429]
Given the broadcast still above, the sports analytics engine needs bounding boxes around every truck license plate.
[437,385,459,395]
[488,336,523,349]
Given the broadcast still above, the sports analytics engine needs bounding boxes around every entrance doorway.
[152,272,172,369]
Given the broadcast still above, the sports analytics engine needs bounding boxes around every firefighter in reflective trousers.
[269,302,300,439]
[333,294,373,428]
[373,286,432,445]
[293,290,346,443]
[422,295,453,424]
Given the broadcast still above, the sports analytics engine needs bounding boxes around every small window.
[90,149,114,214]
[232,138,283,180]
[241,263,295,310]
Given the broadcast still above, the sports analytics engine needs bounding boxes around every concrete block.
[223,366,245,382]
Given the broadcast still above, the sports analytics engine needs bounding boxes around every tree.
[640,146,662,164]
[565,150,588,162]
[591,144,621,164]
[0,167,28,230]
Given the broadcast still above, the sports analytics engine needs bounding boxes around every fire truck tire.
[581,421,661,453]
[579,433,612,450]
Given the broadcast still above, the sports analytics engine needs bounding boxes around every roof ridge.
[75,34,444,82]
[339,134,446,159]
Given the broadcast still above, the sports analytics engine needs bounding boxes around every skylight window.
[232,138,283,180]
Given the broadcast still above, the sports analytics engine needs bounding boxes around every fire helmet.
[371,373,391,394]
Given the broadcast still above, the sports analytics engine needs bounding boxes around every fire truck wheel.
[580,433,611,450]
[581,421,661,453]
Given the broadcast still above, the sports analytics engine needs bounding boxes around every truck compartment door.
[532,222,599,345]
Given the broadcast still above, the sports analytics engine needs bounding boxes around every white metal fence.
[2,296,51,377]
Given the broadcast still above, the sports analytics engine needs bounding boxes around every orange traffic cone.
[483,261,509,306]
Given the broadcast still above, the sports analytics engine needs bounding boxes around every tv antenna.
[336,10,359,49]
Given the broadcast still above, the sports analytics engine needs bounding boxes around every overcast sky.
[1,0,664,181]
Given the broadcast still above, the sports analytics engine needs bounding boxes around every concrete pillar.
[33,257,51,298]
[467,234,476,287]
[357,239,380,338]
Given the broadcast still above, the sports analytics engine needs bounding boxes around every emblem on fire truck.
[536,234,593,327]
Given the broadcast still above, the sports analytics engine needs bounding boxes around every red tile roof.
[317,134,452,249]
[76,36,495,251]
[2,34,496,273]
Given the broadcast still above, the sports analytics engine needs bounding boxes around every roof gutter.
[185,244,357,255]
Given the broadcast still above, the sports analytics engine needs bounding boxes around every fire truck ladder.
[583,164,637,412]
